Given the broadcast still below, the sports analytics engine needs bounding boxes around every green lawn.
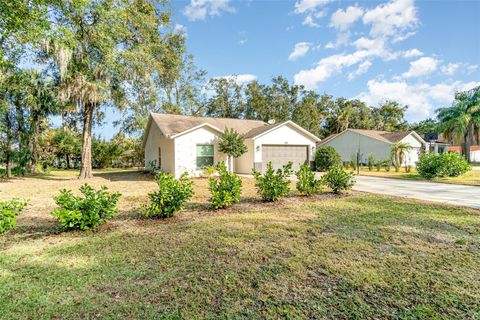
[1,170,480,319]
[355,166,480,186]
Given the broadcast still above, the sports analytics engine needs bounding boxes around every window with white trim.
[196,144,214,168]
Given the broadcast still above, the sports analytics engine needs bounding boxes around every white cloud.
[440,62,478,76]
[325,31,351,49]
[294,0,330,14]
[294,50,372,89]
[441,63,460,76]
[330,6,364,31]
[467,64,479,74]
[213,74,257,86]
[295,35,403,89]
[295,0,328,27]
[402,57,439,78]
[403,48,423,58]
[356,79,480,121]
[173,24,187,35]
[183,0,235,21]
[348,60,372,80]
[362,0,418,40]
[288,42,312,61]
[302,15,320,27]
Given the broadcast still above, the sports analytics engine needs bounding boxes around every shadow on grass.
[94,170,152,182]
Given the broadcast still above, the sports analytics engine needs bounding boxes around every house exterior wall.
[252,124,317,172]
[235,138,255,174]
[321,130,391,163]
[400,134,424,165]
[174,126,227,178]
[144,124,175,174]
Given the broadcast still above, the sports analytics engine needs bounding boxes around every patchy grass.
[355,166,480,186]
[1,170,480,319]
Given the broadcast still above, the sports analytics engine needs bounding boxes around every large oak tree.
[41,0,184,179]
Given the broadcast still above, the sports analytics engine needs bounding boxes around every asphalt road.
[353,175,480,210]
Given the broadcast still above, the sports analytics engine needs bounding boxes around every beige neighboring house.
[143,113,320,177]
[318,129,427,166]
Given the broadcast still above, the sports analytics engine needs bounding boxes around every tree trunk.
[79,103,94,179]
[30,115,40,173]
[465,124,474,162]
[6,147,12,178]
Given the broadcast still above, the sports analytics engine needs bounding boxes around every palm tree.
[437,86,480,162]
[391,142,412,172]
[24,70,58,173]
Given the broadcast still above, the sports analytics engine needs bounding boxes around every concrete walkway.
[353,175,480,210]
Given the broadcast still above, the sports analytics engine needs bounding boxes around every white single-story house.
[318,129,427,166]
[143,113,321,177]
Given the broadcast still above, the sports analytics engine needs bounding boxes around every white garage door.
[262,145,309,172]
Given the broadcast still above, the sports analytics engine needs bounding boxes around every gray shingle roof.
[242,121,288,139]
[150,113,267,138]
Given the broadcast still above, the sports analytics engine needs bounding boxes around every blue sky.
[97,0,480,138]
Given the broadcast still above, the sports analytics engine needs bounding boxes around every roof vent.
[267,119,276,125]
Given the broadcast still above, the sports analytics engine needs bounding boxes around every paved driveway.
[353,176,480,210]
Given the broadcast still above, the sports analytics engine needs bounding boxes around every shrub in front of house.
[142,172,194,218]
[0,198,28,234]
[368,154,375,171]
[52,184,121,231]
[209,162,242,209]
[253,161,293,202]
[417,152,470,179]
[202,165,217,178]
[314,146,341,171]
[322,165,356,194]
[296,164,322,196]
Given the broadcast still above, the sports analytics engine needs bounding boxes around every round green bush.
[52,184,121,231]
[315,146,341,171]
[142,172,194,218]
[417,152,470,179]
[0,198,28,234]
[322,165,355,194]
[209,162,242,209]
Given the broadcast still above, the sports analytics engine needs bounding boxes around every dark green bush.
[376,160,382,172]
[12,166,26,176]
[52,184,121,231]
[315,146,341,171]
[209,162,242,209]
[296,164,322,195]
[0,198,28,234]
[322,165,356,194]
[253,162,293,202]
[417,152,470,179]
[142,172,194,218]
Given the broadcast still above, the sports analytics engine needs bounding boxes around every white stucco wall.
[322,131,426,166]
[399,134,424,165]
[174,127,227,178]
[321,130,391,163]
[253,124,317,167]
[144,124,175,174]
